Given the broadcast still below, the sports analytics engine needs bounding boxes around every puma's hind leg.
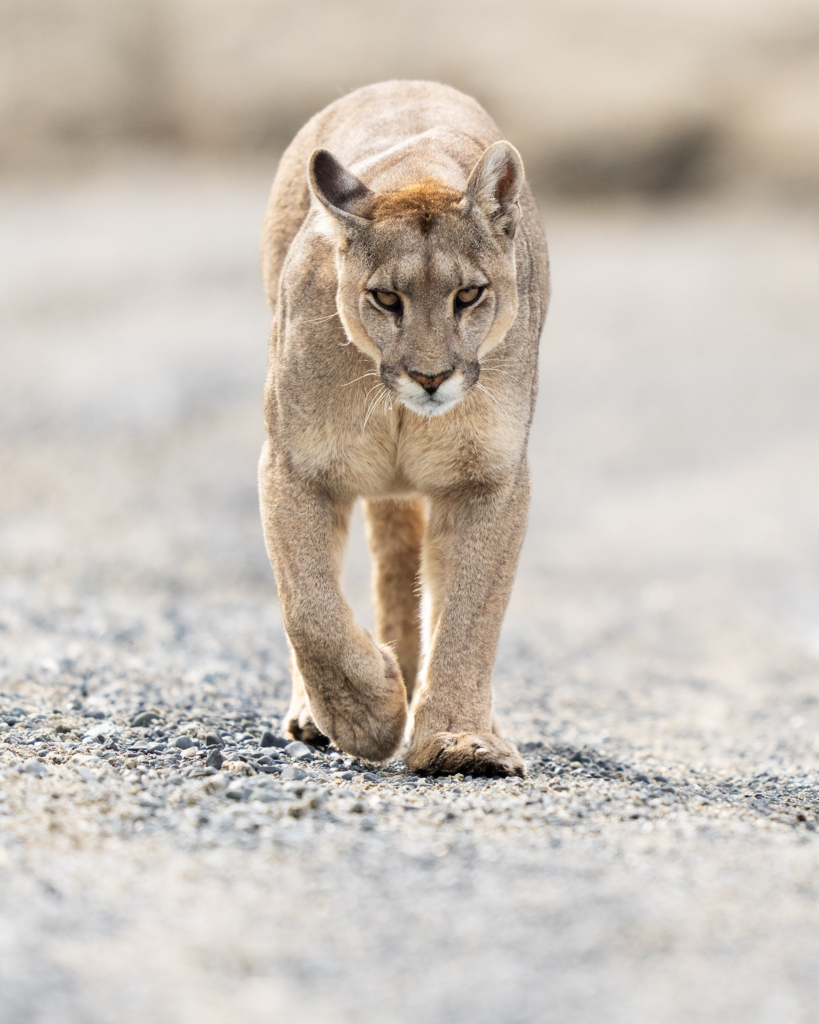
[363,498,425,701]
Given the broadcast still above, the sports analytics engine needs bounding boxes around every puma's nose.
[408,368,454,395]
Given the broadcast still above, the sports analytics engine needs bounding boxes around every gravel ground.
[1,158,819,1024]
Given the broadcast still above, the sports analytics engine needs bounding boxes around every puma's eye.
[373,290,401,311]
[455,286,483,308]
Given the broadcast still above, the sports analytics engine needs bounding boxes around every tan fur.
[259,81,549,775]
[371,180,462,228]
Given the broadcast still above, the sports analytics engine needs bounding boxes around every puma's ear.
[464,141,524,239]
[308,149,373,232]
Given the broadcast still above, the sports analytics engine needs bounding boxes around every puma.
[259,80,549,776]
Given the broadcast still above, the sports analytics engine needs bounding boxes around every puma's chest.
[285,398,527,499]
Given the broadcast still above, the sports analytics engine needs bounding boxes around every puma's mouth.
[395,372,465,417]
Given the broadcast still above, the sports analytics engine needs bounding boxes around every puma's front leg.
[405,464,530,777]
[259,443,407,761]
[283,639,330,747]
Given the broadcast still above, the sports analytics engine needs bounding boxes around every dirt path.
[1,161,818,1024]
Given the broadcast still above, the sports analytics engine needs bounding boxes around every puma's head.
[308,141,523,417]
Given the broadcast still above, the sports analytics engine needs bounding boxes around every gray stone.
[281,766,306,782]
[255,754,280,766]
[172,736,194,749]
[261,730,288,748]
[284,741,311,759]
[204,733,223,747]
[136,794,164,809]
[205,749,224,770]
[132,711,160,727]
[252,790,282,803]
[19,760,49,777]
[362,772,381,783]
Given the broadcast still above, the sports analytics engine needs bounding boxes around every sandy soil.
[1,158,818,1024]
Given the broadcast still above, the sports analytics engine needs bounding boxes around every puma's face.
[309,143,523,417]
[338,212,518,417]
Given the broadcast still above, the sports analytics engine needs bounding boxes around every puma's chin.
[400,393,462,418]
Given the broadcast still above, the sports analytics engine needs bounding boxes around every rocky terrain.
[1,160,818,1023]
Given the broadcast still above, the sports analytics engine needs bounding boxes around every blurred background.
[2,4,819,1023]
[3,0,819,196]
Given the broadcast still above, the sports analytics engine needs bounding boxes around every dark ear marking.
[308,149,373,225]
[494,158,517,205]
[465,141,524,239]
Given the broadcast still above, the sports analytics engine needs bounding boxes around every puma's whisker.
[363,385,388,430]
[340,371,379,387]
[295,310,341,324]
[475,382,501,407]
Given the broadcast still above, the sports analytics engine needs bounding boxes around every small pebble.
[284,741,311,759]
[281,766,306,782]
[204,748,224,769]
[172,736,194,749]
[261,730,288,748]
[252,790,281,803]
[205,733,223,748]
[136,794,164,809]
[132,711,160,727]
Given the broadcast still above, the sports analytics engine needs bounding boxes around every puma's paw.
[314,644,407,763]
[285,704,330,748]
[405,732,525,778]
